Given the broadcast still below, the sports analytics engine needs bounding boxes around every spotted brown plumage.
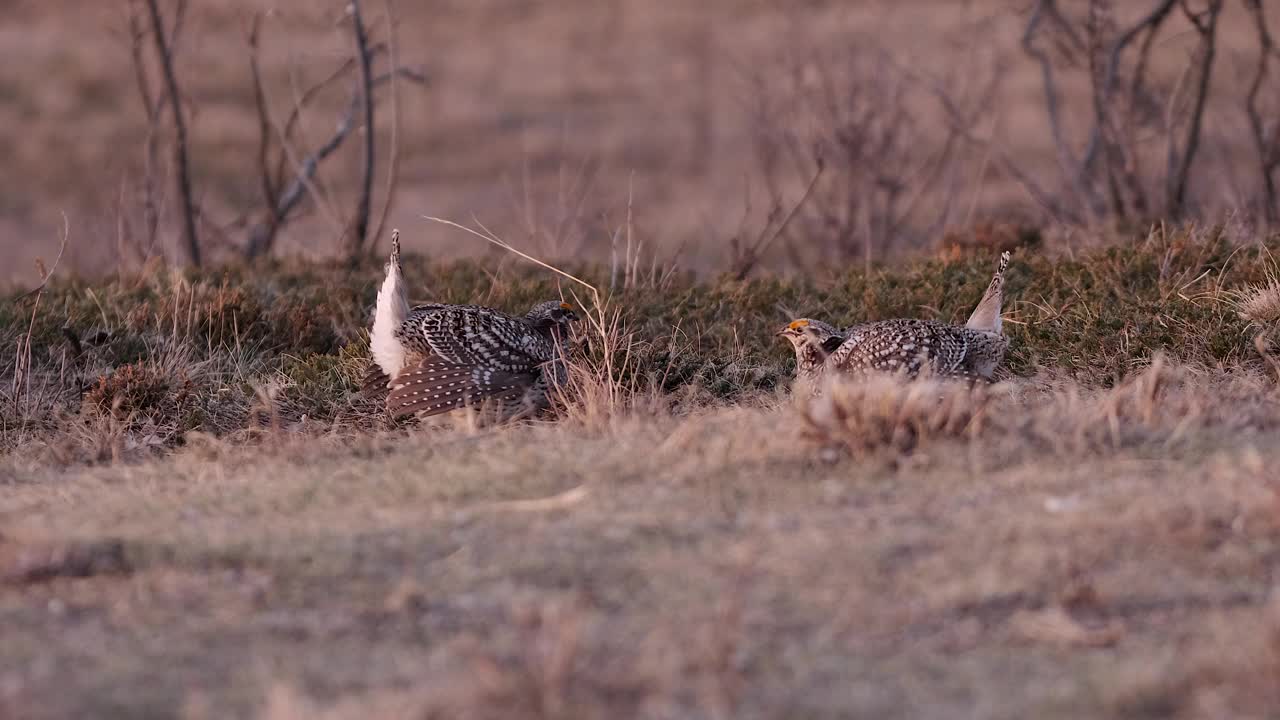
[361,232,578,421]
[813,318,1006,381]
[817,251,1011,381]
[784,250,1011,386]
[382,300,578,420]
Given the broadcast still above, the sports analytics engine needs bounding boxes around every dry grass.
[804,356,1280,463]
[4,225,1280,718]
[1232,264,1280,328]
[3,367,1280,718]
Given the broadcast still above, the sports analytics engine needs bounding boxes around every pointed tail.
[966,250,1010,333]
[370,229,410,381]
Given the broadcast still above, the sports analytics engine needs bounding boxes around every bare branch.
[1167,0,1223,217]
[126,3,158,117]
[126,1,163,253]
[270,41,388,192]
[1244,0,1279,222]
[1086,0,1177,179]
[245,13,281,259]
[167,0,189,55]
[245,68,425,258]
[348,0,376,260]
[144,0,200,267]
[1022,1,1098,216]
[921,69,1081,225]
[369,0,402,251]
[247,90,362,255]
[732,157,825,280]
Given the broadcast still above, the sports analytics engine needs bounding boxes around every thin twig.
[127,0,163,257]
[1244,0,1279,223]
[1022,0,1097,217]
[1168,0,1223,217]
[734,157,825,280]
[245,13,280,259]
[14,213,70,301]
[926,76,1079,223]
[269,42,388,191]
[369,0,402,251]
[144,0,200,267]
[1088,0,1177,192]
[348,0,376,260]
[264,90,362,241]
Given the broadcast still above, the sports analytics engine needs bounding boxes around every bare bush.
[126,0,199,267]
[741,31,1000,270]
[241,4,426,263]
[1014,0,1279,225]
[123,1,426,266]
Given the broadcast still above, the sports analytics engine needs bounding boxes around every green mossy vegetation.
[4,225,1277,454]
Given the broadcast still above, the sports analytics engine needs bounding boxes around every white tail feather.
[966,250,1010,333]
[371,229,409,378]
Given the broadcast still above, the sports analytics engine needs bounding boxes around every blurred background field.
[4,0,1278,284]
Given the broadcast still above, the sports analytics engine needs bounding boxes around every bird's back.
[830,318,1005,380]
[396,303,554,368]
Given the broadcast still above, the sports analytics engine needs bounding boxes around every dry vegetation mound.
[3,224,1280,465]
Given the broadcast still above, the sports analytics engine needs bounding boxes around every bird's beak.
[775,328,788,337]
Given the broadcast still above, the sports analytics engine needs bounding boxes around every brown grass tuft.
[801,357,1280,465]
[802,374,992,457]
[82,361,186,420]
[1233,278,1280,327]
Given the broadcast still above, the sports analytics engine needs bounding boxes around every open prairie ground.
[5,226,1280,718]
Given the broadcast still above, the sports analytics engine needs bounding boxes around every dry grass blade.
[10,215,70,440]
[12,213,69,302]
[420,215,599,302]
[476,485,591,514]
[1010,606,1124,648]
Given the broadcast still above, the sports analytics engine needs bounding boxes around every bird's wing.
[929,324,972,375]
[827,320,955,376]
[360,362,391,398]
[397,304,552,370]
[386,354,536,419]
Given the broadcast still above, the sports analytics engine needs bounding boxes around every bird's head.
[777,318,845,358]
[777,318,831,344]
[526,300,580,331]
